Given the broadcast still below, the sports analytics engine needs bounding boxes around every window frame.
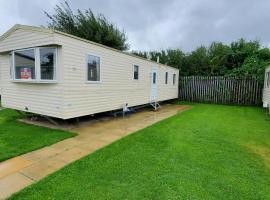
[39,47,57,82]
[133,65,139,80]
[165,72,168,84]
[11,47,58,83]
[85,53,101,83]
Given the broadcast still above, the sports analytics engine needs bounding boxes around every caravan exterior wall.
[263,66,270,110]
[0,25,179,119]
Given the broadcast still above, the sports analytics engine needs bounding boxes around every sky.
[0,0,270,52]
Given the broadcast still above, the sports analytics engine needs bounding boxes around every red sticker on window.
[20,68,31,79]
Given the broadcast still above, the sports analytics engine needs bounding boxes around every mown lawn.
[0,109,76,162]
[9,103,270,200]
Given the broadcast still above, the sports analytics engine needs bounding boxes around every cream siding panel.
[0,55,2,95]
[263,88,270,104]
[55,34,179,119]
[0,29,55,53]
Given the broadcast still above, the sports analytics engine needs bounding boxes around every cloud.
[0,0,270,51]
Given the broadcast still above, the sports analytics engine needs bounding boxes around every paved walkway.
[0,104,190,199]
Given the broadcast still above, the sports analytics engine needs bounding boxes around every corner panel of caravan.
[263,67,270,109]
[0,27,65,118]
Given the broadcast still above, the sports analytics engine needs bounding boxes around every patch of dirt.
[18,118,75,131]
[245,143,270,169]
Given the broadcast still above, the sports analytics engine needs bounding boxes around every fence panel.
[179,76,263,105]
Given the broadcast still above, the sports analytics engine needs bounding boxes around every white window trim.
[133,65,139,80]
[11,47,58,83]
[85,53,102,84]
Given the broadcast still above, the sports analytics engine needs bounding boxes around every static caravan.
[263,66,270,111]
[0,24,179,119]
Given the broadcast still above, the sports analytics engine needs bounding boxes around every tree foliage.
[133,39,270,82]
[45,1,129,50]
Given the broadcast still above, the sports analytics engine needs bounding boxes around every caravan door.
[150,67,157,101]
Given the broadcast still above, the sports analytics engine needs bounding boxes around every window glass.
[14,49,35,79]
[165,72,168,84]
[153,72,156,84]
[87,55,100,81]
[173,74,176,85]
[40,48,56,80]
[134,65,139,80]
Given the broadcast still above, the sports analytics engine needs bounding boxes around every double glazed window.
[14,49,36,80]
[12,47,57,81]
[87,54,100,82]
[133,65,139,80]
[40,48,56,80]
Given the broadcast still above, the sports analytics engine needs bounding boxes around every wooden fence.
[179,76,263,105]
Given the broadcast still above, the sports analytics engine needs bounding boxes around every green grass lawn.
[9,103,270,200]
[0,109,76,162]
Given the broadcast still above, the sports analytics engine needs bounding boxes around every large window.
[133,65,139,80]
[87,54,100,82]
[165,72,168,84]
[173,73,176,85]
[12,47,57,82]
[14,49,36,80]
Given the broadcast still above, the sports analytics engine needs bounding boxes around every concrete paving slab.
[22,146,62,162]
[50,138,84,151]
[77,139,109,152]
[52,147,90,164]
[0,172,33,200]
[19,162,56,181]
[0,156,33,179]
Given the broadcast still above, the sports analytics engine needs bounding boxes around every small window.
[40,48,56,80]
[267,71,270,88]
[87,54,100,82]
[173,74,176,85]
[153,72,156,84]
[165,72,168,84]
[14,49,36,80]
[133,65,139,80]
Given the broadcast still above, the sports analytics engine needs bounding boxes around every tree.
[132,39,270,83]
[45,1,129,51]
[208,42,231,75]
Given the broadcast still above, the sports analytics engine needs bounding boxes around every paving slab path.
[0,104,190,199]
